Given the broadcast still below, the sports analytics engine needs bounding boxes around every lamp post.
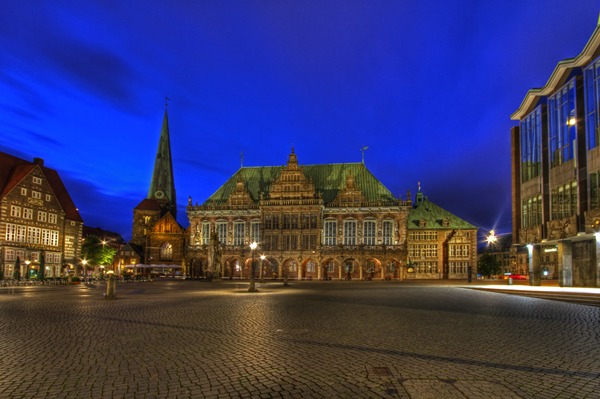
[82,259,88,282]
[248,242,258,292]
[259,255,265,283]
[25,260,31,280]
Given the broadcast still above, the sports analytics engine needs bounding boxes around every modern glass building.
[511,19,600,287]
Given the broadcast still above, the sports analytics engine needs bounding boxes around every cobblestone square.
[1,281,599,398]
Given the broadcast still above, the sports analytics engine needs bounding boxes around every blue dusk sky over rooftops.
[1,1,598,241]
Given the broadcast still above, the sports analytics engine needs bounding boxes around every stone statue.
[207,228,222,280]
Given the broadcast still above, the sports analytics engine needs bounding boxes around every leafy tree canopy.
[81,236,116,266]
[477,252,501,278]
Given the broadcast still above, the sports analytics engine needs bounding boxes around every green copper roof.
[203,162,398,205]
[408,198,475,229]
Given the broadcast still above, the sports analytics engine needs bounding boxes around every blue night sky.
[1,1,598,241]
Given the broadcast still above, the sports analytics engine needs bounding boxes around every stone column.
[529,244,542,286]
[317,263,322,280]
[558,240,573,287]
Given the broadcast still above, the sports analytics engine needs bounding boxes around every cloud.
[37,36,136,106]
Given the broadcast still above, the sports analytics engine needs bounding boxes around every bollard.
[105,272,116,300]
[508,277,513,286]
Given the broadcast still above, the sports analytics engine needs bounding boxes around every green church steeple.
[148,107,177,217]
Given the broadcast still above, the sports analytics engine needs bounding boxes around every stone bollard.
[105,272,116,300]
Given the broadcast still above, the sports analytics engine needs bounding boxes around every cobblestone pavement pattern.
[1,281,599,399]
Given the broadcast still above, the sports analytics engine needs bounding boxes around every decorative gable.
[267,148,316,200]
[227,176,254,206]
[152,213,183,234]
[332,171,366,206]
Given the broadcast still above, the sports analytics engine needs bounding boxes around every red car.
[504,274,529,280]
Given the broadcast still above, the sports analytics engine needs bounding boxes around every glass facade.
[590,170,600,210]
[551,181,577,220]
[548,79,577,168]
[520,106,542,182]
[521,195,543,228]
[585,58,600,149]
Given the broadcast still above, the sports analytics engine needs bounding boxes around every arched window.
[363,220,376,245]
[160,242,173,260]
[343,219,357,245]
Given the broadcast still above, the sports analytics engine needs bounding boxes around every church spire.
[148,106,177,217]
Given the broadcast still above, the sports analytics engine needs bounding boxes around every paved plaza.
[1,280,599,399]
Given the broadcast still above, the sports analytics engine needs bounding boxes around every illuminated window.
[233,221,245,245]
[216,221,227,244]
[363,220,376,245]
[382,221,393,245]
[48,213,58,224]
[201,222,210,245]
[33,176,42,184]
[343,219,356,245]
[10,206,21,218]
[160,242,173,260]
[251,221,260,243]
[323,220,337,246]
[32,191,41,199]
[521,106,542,181]
[549,79,577,168]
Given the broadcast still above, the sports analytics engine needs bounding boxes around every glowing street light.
[259,254,266,283]
[486,230,498,246]
[248,242,258,292]
[82,259,88,281]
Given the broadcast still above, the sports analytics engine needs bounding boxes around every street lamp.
[248,242,258,292]
[25,260,30,280]
[486,230,498,246]
[259,255,266,283]
[82,259,88,282]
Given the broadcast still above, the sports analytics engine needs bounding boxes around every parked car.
[504,273,529,280]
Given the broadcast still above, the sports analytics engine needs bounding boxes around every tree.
[477,252,501,278]
[81,236,116,271]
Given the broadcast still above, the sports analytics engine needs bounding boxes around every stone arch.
[301,258,318,280]
[259,256,278,279]
[363,258,382,280]
[224,257,243,279]
[321,258,339,280]
[189,257,207,279]
[281,258,298,280]
[342,258,359,280]
[383,258,402,280]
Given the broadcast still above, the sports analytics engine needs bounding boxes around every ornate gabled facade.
[186,149,478,280]
[0,152,83,279]
[406,189,478,279]
[131,109,185,273]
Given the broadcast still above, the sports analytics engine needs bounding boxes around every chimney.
[33,158,44,166]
